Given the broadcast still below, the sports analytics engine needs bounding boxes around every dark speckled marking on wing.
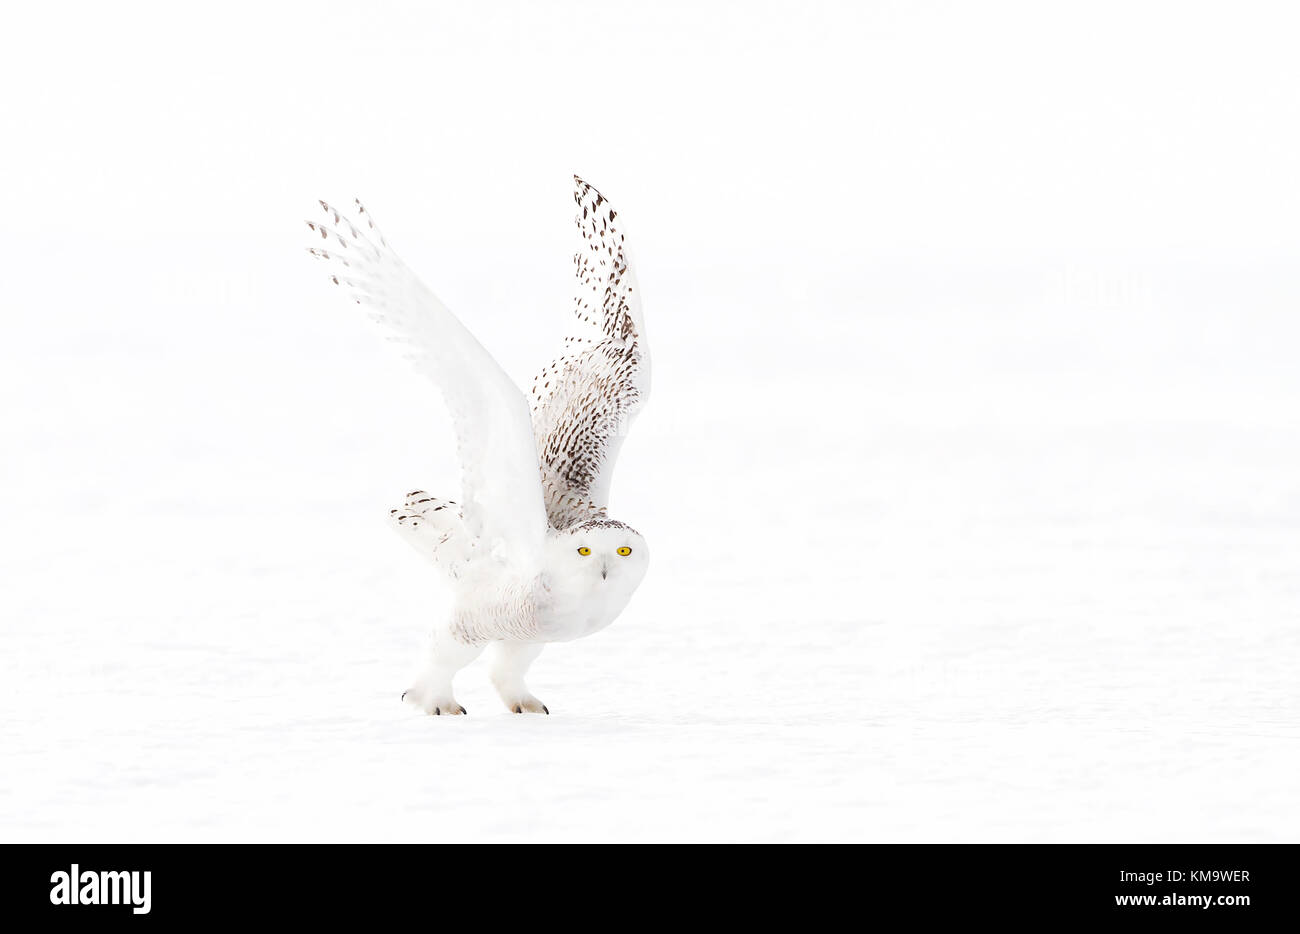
[529,177,649,530]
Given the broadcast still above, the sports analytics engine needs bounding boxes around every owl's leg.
[401,633,484,716]
[488,641,548,714]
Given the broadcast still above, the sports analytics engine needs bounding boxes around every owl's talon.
[504,696,549,714]
[402,685,467,715]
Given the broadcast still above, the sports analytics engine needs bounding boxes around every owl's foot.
[402,638,486,717]
[489,642,548,715]
[503,694,549,715]
[401,687,467,716]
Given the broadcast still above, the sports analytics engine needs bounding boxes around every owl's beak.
[600,563,608,580]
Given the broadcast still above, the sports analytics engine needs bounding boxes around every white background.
[2,1,1297,841]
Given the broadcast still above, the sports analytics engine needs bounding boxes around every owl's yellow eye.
[577,546,591,556]
[617,546,632,556]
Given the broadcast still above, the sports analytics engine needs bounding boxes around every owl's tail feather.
[389,491,472,577]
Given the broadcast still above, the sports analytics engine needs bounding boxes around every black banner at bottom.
[0,843,1290,924]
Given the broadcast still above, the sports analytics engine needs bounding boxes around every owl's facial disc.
[565,521,648,586]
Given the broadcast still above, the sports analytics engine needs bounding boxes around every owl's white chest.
[447,567,639,645]
[535,571,640,642]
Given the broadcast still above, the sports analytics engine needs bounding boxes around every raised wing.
[530,177,651,529]
[307,199,548,571]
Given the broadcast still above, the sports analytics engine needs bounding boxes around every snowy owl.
[306,177,650,715]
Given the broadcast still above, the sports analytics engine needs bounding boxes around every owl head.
[548,518,649,589]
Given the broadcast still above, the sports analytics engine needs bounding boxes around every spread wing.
[530,177,651,529]
[306,199,548,571]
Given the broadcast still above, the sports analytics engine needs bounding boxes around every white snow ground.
[2,244,1297,842]
[2,2,1298,842]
